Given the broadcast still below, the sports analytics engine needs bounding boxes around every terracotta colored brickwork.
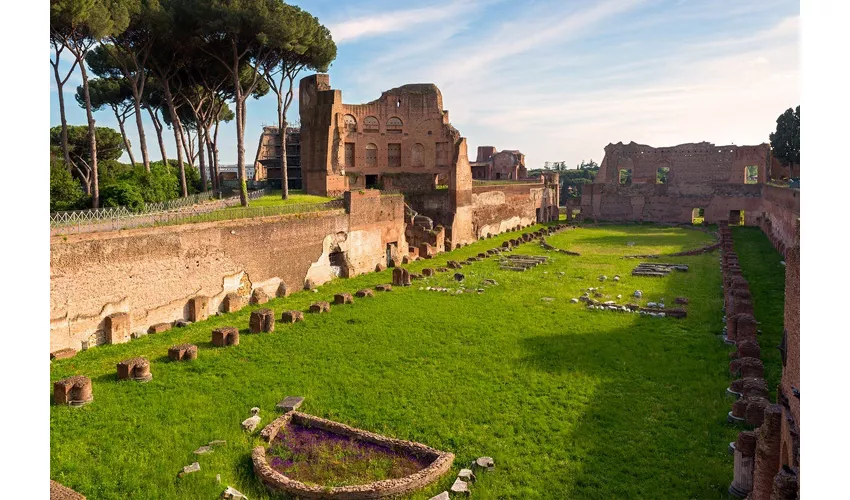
[50,192,405,352]
[581,141,772,224]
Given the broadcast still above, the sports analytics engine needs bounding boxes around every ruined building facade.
[580,141,770,225]
[470,146,528,180]
[299,74,559,248]
[253,126,302,190]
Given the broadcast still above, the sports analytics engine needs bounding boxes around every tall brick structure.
[298,74,559,247]
[581,141,771,224]
[470,146,528,180]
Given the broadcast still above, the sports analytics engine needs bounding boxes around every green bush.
[100,181,146,212]
[50,162,88,212]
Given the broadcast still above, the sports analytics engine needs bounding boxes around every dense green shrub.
[50,162,88,212]
[100,181,146,212]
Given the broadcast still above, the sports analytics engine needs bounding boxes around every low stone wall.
[50,191,405,353]
[253,412,454,499]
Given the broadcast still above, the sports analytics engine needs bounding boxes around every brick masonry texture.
[50,191,405,352]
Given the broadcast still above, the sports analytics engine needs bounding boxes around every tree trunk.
[147,107,168,166]
[51,56,74,170]
[114,107,137,167]
[197,122,208,192]
[235,80,248,206]
[205,123,216,191]
[130,88,151,172]
[78,61,99,208]
[162,82,187,197]
[213,117,221,192]
[179,120,193,168]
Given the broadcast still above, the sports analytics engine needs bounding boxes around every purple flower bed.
[266,422,433,487]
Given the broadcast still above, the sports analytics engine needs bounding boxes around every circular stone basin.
[253,412,454,498]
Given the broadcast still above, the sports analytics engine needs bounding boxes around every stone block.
[472,456,495,472]
[744,397,770,427]
[222,293,244,313]
[188,296,209,322]
[276,396,304,412]
[375,284,393,292]
[168,343,198,361]
[309,301,330,313]
[419,243,435,258]
[392,267,405,286]
[304,278,318,290]
[375,263,387,272]
[334,293,354,305]
[429,492,450,500]
[730,377,770,399]
[733,340,761,359]
[117,357,152,382]
[422,268,435,277]
[447,260,461,269]
[450,478,469,496]
[355,289,374,298]
[53,375,92,406]
[249,308,275,333]
[250,288,270,305]
[148,322,172,334]
[730,357,764,379]
[281,310,304,323]
[437,267,449,273]
[105,312,131,345]
[50,348,77,361]
[212,326,240,347]
[771,466,799,500]
[735,314,758,341]
[675,297,689,305]
[277,282,290,298]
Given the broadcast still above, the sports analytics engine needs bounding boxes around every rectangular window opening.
[692,208,704,225]
[618,169,632,185]
[388,143,401,168]
[744,165,759,184]
[656,167,669,184]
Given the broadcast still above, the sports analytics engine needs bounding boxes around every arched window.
[364,116,379,133]
[343,114,357,133]
[387,117,403,134]
[411,143,425,167]
[366,143,377,167]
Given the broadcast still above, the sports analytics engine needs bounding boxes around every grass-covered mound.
[50,223,785,499]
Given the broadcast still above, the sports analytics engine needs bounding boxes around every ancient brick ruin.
[298,74,559,248]
[720,220,800,498]
[470,146,528,180]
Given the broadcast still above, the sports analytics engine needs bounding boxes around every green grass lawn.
[226,190,335,209]
[50,223,785,499]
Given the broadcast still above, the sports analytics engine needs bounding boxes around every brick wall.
[50,195,405,353]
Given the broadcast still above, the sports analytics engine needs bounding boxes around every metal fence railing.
[48,186,345,236]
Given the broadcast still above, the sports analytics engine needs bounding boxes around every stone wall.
[581,141,771,224]
[50,191,405,353]
[758,185,800,257]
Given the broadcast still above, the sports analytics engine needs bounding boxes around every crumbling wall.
[758,185,800,257]
[50,192,405,353]
[581,141,770,224]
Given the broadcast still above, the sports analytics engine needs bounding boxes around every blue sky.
[49,0,800,170]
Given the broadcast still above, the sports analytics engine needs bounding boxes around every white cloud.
[327,0,484,44]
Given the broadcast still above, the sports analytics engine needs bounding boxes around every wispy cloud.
[327,0,484,44]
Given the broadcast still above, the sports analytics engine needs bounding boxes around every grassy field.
[223,190,335,210]
[50,223,785,499]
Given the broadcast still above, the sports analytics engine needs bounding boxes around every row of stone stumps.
[720,221,798,499]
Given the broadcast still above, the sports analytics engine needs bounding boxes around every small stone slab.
[179,462,200,477]
[447,260,462,269]
[222,486,248,499]
[355,289,374,298]
[458,468,476,483]
[281,310,304,323]
[473,456,495,472]
[437,267,449,273]
[429,492,450,500]
[375,284,393,292]
[276,396,304,412]
[249,308,275,333]
[422,268,435,277]
[334,293,354,305]
[50,348,77,361]
[450,478,470,496]
[250,288,270,305]
[222,292,245,313]
[168,343,198,361]
[208,439,227,447]
[117,357,152,382]
[193,445,213,455]
[212,326,240,346]
[148,322,172,334]
[309,301,330,313]
[53,375,93,406]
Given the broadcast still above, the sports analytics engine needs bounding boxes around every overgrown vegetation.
[50,224,785,499]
